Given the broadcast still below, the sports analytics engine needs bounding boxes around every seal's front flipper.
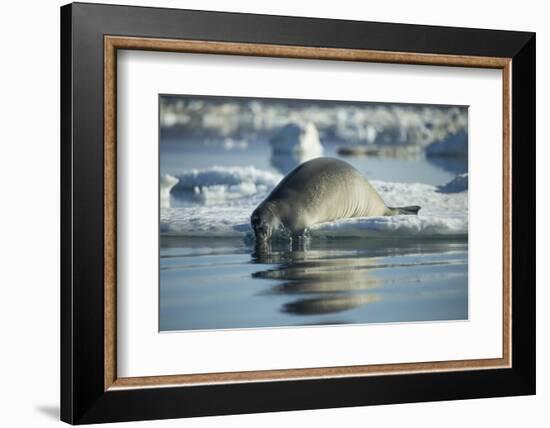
[390,205,421,215]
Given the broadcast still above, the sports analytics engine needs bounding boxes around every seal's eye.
[251,215,261,226]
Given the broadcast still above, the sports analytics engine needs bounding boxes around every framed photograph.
[60,2,535,424]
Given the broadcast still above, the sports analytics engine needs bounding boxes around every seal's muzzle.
[251,208,276,241]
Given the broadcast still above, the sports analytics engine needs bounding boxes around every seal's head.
[251,204,280,241]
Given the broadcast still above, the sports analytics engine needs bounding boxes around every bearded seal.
[251,157,420,241]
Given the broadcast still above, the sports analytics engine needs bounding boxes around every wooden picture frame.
[61,2,535,424]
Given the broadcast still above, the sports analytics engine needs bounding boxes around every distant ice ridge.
[173,165,281,188]
[171,166,282,205]
[161,166,468,239]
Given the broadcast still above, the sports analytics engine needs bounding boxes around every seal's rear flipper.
[390,205,421,215]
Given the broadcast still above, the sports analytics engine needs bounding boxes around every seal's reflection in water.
[159,236,468,330]
[253,241,380,318]
[251,238,465,322]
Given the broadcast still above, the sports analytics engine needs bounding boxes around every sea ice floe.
[160,166,468,239]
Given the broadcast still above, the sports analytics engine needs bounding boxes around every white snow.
[269,122,323,157]
[269,122,323,173]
